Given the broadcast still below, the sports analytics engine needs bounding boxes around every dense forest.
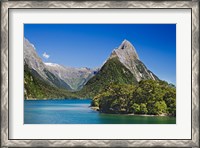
[91,80,176,116]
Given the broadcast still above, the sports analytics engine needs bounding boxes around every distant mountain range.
[24,38,159,99]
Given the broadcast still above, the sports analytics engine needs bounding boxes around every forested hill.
[91,80,176,116]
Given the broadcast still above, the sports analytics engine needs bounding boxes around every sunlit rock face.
[24,38,50,83]
[109,39,158,82]
[24,38,96,91]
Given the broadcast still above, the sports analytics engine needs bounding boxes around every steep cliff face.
[24,38,72,90]
[110,39,158,82]
[24,38,47,81]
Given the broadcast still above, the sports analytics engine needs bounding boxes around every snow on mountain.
[44,63,60,67]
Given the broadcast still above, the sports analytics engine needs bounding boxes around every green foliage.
[153,101,167,115]
[91,83,135,113]
[24,64,79,99]
[79,57,138,98]
[140,103,148,114]
[131,103,140,114]
[163,87,176,116]
[92,79,176,116]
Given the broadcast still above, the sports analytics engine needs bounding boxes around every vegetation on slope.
[24,64,78,99]
[79,57,138,98]
[91,80,176,116]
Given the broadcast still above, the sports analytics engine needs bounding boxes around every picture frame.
[1,1,199,147]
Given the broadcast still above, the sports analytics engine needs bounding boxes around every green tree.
[131,103,140,114]
[140,103,148,114]
[153,101,167,115]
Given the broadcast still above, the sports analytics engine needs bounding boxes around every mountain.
[110,39,158,81]
[24,38,96,91]
[24,38,47,81]
[24,38,72,90]
[24,63,77,99]
[45,63,96,90]
[81,39,159,97]
[24,38,159,99]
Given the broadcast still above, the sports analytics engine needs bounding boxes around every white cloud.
[42,52,50,59]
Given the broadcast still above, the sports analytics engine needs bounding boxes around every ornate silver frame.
[1,1,199,147]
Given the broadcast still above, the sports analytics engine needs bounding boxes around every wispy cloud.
[42,52,50,59]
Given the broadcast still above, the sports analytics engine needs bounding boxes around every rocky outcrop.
[109,39,158,82]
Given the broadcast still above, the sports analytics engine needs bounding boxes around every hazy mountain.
[45,63,96,90]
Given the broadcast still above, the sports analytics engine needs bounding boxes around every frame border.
[1,1,199,147]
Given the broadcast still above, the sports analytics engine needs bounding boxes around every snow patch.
[45,63,60,67]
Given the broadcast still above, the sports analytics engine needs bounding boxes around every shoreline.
[90,106,174,117]
[25,98,90,100]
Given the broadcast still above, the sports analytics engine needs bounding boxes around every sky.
[24,24,176,84]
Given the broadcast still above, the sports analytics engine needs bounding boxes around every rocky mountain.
[24,38,72,90]
[24,38,47,82]
[24,63,76,99]
[45,63,96,90]
[81,39,159,97]
[24,38,96,93]
[110,39,158,81]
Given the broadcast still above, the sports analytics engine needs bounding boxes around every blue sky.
[24,24,176,84]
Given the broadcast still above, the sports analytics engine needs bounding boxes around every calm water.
[24,99,176,124]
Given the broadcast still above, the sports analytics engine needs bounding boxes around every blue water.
[24,99,176,124]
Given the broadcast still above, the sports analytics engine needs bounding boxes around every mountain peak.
[106,39,158,82]
[109,39,139,62]
[117,39,139,60]
[119,39,132,49]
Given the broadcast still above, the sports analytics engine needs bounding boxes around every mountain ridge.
[45,62,96,90]
[24,38,160,99]
[24,38,97,92]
